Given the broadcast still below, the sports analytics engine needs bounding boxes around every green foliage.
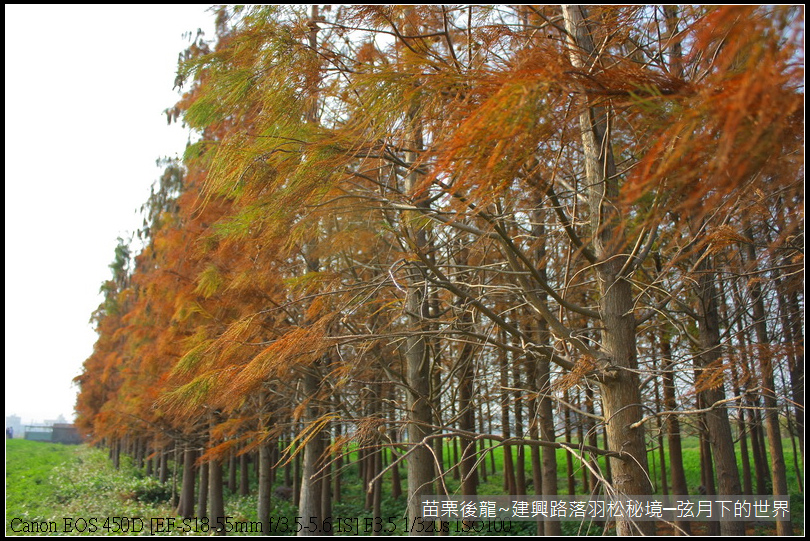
[194,264,224,299]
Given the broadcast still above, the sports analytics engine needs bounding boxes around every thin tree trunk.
[578,390,591,493]
[698,419,721,536]
[486,384,496,474]
[171,442,179,508]
[741,227,792,535]
[159,447,169,485]
[145,443,153,477]
[178,447,196,518]
[774,201,805,462]
[293,436,301,507]
[333,422,342,503]
[529,394,544,535]
[228,452,237,494]
[113,439,121,469]
[209,458,225,535]
[500,342,517,496]
[134,437,144,470]
[299,370,325,536]
[371,447,382,536]
[562,391,576,496]
[585,388,600,493]
[661,333,691,534]
[457,298,478,497]
[258,442,272,534]
[513,366,527,498]
[240,451,250,497]
[749,402,770,494]
[389,429,402,500]
[477,401,488,482]
[693,253,744,535]
[198,455,209,519]
[320,434,332,537]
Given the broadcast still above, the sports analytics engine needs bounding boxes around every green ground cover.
[5,437,803,535]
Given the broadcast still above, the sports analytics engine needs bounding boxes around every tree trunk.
[529,214,560,533]
[723,285,754,497]
[390,428,402,500]
[371,447,382,536]
[529,395,544,535]
[299,370,326,536]
[320,436,333,537]
[477,416,487,482]
[403,112,435,534]
[457,311,478,497]
[112,439,120,469]
[500,343,517,496]
[198,455,209,519]
[538,355,560,535]
[774,201,804,463]
[694,256,745,535]
[585,389,599,493]
[228,452,237,494]
[209,458,225,535]
[661,334,691,534]
[698,422,721,536]
[178,447,196,518]
[562,6,654,534]
[159,447,169,485]
[742,228,792,535]
[333,422,342,503]
[144,442,152,475]
[513,366,527,498]
[134,437,144,470]
[240,451,250,497]
[258,442,272,534]
[562,392,576,496]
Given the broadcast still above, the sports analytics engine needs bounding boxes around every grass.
[5,436,803,535]
[6,439,174,535]
[6,439,78,524]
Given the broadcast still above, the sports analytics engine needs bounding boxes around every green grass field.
[6,439,174,535]
[5,437,804,535]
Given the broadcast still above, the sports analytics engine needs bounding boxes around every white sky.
[5,5,216,425]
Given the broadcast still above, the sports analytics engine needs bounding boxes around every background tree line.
[75,5,803,536]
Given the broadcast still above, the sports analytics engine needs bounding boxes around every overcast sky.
[5,5,216,424]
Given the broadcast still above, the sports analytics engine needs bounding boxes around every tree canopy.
[75,5,803,536]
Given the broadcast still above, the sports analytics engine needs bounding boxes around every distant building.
[51,424,83,444]
[24,425,53,441]
[44,414,68,426]
[22,420,84,444]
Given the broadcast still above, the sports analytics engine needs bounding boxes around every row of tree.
[75,5,803,536]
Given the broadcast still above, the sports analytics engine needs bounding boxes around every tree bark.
[209,458,225,535]
[298,370,326,536]
[198,455,209,519]
[178,446,196,519]
[240,451,250,497]
[228,452,237,494]
[258,442,272,534]
[402,101,435,534]
[562,7,655,533]
[693,255,745,535]
[457,307,478,497]
[159,447,169,485]
[742,228,792,535]
[661,334,691,534]
[499,343,517,496]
